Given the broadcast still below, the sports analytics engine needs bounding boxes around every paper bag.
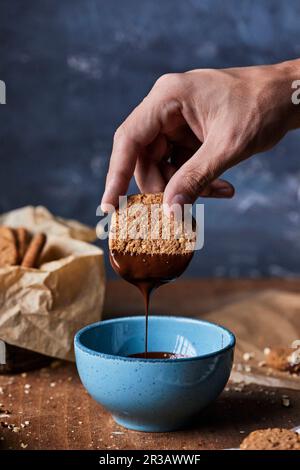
[205,289,300,390]
[0,207,105,361]
[0,205,96,242]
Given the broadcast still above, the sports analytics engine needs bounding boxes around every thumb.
[163,140,233,210]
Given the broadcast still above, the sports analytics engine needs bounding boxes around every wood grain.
[0,278,300,450]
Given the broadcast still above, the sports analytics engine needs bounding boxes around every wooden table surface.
[1,278,300,450]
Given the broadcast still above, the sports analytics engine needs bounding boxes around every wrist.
[275,59,300,130]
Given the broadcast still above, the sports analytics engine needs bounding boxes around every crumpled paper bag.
[0,205,96,242]
[204,289,300,390]
[0,206,105,361]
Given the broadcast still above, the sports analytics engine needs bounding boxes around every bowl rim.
[74,315,236,363]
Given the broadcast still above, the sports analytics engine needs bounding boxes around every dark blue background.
[1,0,300,278]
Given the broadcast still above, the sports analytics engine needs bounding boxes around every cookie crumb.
[287,349,300,367]
[282,395,291,408]
[243,352,254,361]
[265,347,300,374]
[258,360,266,367]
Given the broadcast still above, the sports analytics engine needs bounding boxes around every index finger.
[101,96,161,210]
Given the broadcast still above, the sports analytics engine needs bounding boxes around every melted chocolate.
[109,251,194,358]
[128,351,186,359]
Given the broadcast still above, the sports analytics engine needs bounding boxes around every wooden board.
[1,278,300,450]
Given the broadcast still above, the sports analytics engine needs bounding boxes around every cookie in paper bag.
[0,226,18,267]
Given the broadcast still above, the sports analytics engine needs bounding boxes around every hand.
[101,60,300,212]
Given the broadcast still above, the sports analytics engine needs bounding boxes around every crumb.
[287,349,300,367]
[243,352,255,361]
[282,395,291,407]
[264,347,271,356]
[21,420,30,428]
[258,361,266,367]
[20,442,28,449]
[265,347,300,374]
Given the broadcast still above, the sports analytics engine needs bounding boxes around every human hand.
[101,60,300,212]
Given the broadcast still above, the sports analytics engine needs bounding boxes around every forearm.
[273,59,300,131]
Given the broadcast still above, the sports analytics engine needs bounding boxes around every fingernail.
[163,194,187,217]
[214,187,234,197]
[100,201,112,212]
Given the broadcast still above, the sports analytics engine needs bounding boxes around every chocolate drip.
[109,251,193,358]
[128,351,186,359]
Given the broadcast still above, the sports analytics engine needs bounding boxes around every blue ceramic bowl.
[74,316,235,432]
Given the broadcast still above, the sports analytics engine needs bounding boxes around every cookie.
[21,233,47,268]
[265,347,300,374]
[240,428,300,450]
[0,226,18,267]
[16,227,31,263]
[109,193,196,255]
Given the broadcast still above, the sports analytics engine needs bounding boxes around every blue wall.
[1,0,300,277]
